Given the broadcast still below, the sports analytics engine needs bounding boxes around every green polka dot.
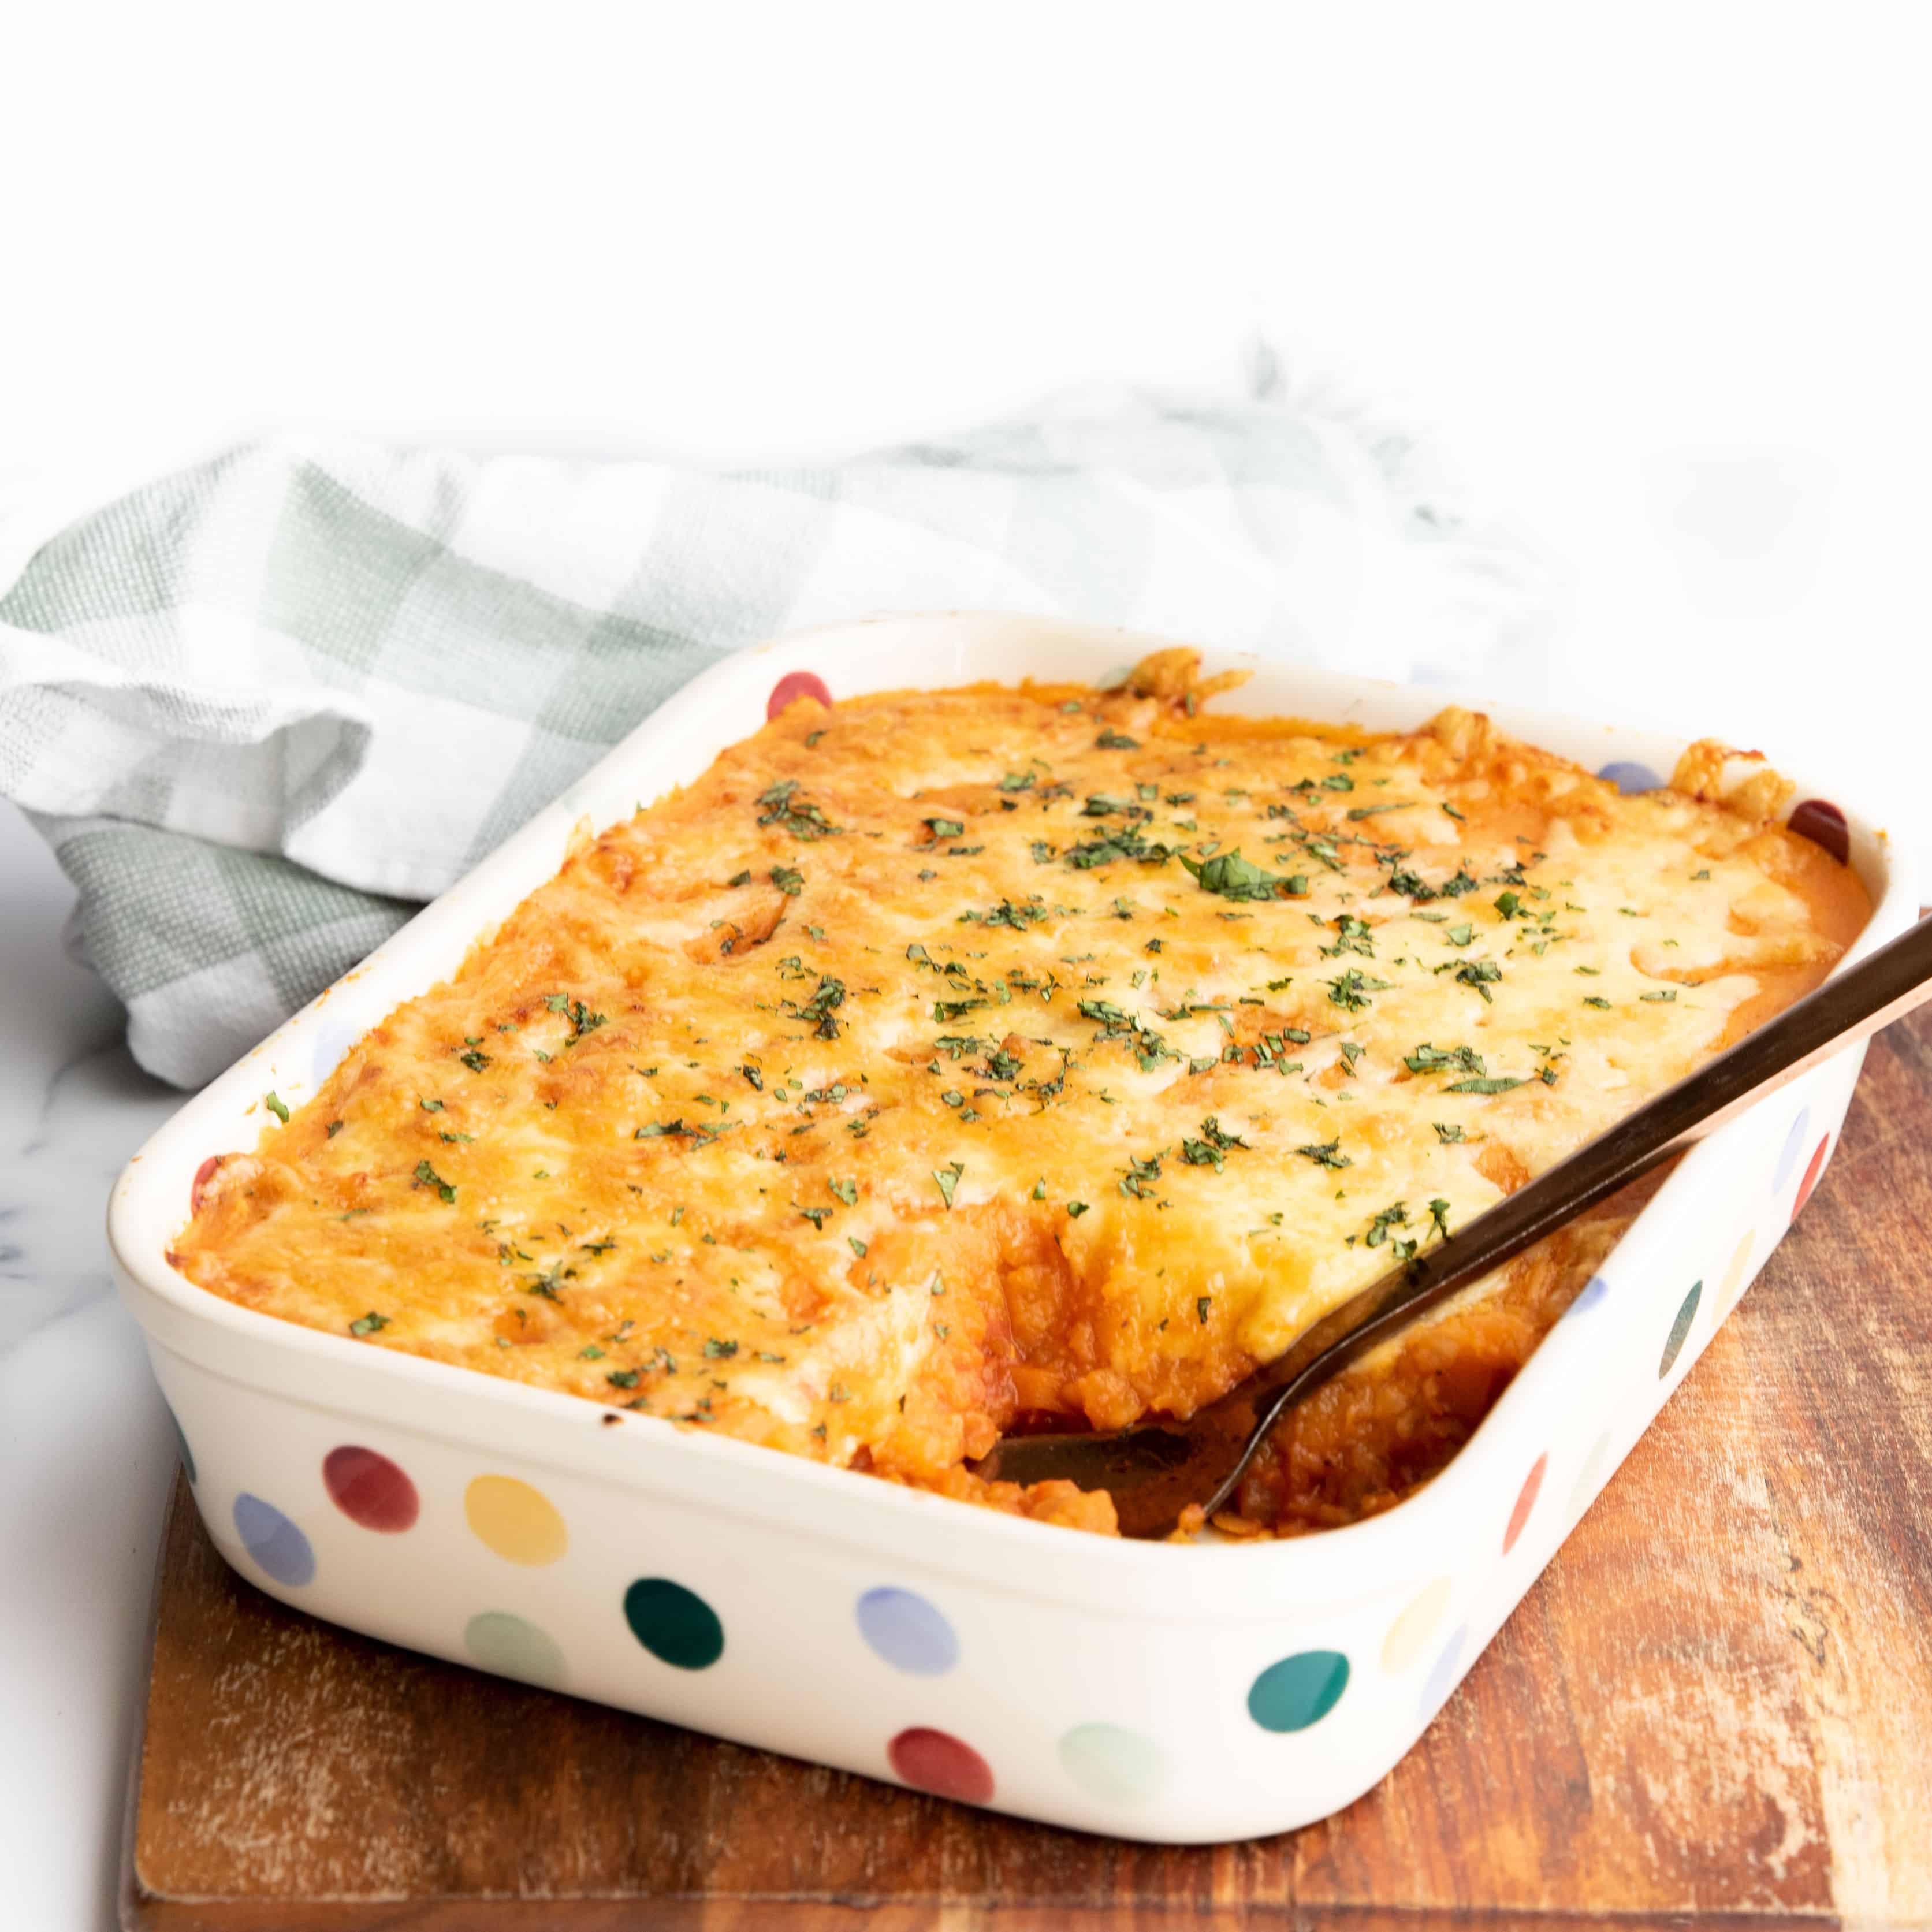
[623,1576,724,1669]
[1058,1722,1171,1804]
[1659,1280,1703,1378]
[1248,1649,1349,1732]
[464,1611,567,1689]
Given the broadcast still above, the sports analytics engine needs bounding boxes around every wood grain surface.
[124,1008,1932,1932]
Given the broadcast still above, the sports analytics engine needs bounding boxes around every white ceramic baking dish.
[108,614,1915,1844]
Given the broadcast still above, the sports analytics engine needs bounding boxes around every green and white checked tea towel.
[0,373,1543,1086]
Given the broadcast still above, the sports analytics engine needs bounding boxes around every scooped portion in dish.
[171,648,1868,1537]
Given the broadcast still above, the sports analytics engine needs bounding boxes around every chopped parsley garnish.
[264,1091,290,1123]
[1326,968,1392,1012]
[607,1369,641,1390]
[1065,824,1174,870]
[1196,1296,1212,1324]
[770,864,805,896]
[1295,1137,1353,1170]
[1066,1200,1090,1218]
[348,1311,389,1337]
[1364,1201,1410,1252]
[1181,1116,1248,1170]
[792,976,846,1040]
[1451,959,1503,1002]
[924,817,966,840]
[756,779,842,840]
[1180,848,1294,902]
[326,1119,344,1137]
[1432,1122,1465,1144]
[1324,914,1375,957]
[703,1337,739,1359]
[1119,1152,1163,1199]
[459,1048,490,1073]
[1404,1043,1486,1078]
[961,897,1047,929]
[1095,729,1140,750]
[1641,988,1678,1002]
[545,992,608,1042]
[933,1162,964,1208]
[1446,1075,1525,1095]
[412,1159,456,1204]
[1583,995,1613,1009]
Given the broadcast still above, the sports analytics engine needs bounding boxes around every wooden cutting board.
[122,1007,1932,1931]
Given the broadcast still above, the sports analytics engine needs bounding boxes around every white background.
[1,5,1928,1927]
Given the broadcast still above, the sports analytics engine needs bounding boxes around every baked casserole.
[172,649,1867,1537]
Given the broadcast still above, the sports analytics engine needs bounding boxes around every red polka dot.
[1503,1452,1547,1555]
[190,1154,225,1215]
[767,670,832,721]
[323,1446,420,1533]
[888,1726,995,1804]
[1787,798,1851,865]
[1791,1135,1831,1221]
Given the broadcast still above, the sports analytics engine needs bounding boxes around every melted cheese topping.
[173,649,1868,1536]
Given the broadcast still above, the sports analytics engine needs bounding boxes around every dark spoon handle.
[1189,908,1932,1524]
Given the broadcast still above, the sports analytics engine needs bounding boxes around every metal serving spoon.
[972,911,1932,1539]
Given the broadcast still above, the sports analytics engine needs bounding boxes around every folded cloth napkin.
[0,364,1544,1086]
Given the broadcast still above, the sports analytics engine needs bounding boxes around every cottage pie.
[173,650,1867,1536]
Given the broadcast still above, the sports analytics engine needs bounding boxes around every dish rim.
[107,611,1916,1615]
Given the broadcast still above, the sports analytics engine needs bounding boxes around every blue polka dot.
[1419,1622,1469,1722]
[855,1586,959,1676]
[233,1493,315,1587]
[1597,760,1663,795]
[1567,1273,1609,1317]
[1775,1107,1811,1190]
[166,1406,196,1485]
[1248,1650,1350,1732]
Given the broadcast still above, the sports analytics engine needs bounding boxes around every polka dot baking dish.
[108,614,1916,1844]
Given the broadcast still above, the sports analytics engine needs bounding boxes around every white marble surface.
[0,802,180,1930]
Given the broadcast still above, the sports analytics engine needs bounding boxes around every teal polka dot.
[1248,1649,1349,1732]
[1058,1723,1171,1804]
[465,1611,567,1689]
[1659,1280,1703,1378]
[166,1406,196,1485]
[623,1576,724,1669]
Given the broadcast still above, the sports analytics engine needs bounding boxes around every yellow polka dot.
[464,1475,568,1566]
[1381,1575,1452,1674]
[1719,1226,1756,1317]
